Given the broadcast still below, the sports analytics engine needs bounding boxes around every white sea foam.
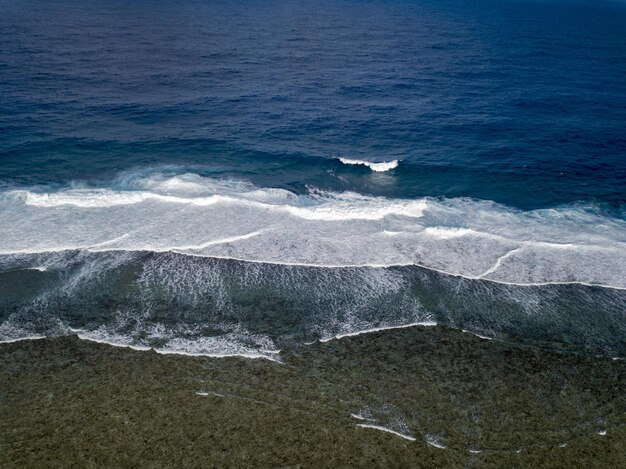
[425,435,446,449]
[1,171,625,288]
[69,328,152,351]
[0,335,47,344]
[461,329,493,340]
[319,321,437,343]
[356,423,416,441]
[338,157,399,172]
[68,326,280,361]
[0,322,50,343]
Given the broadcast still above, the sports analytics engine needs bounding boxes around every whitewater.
[337,158,400,172]
[1,170,624,289]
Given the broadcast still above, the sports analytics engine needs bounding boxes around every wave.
[1,251,624,357]
[69,327,281,361]
[20,189,427,221]
[1,170,625,288]
[338,157,399,172]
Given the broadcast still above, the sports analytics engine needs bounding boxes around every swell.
[3,138,625,211]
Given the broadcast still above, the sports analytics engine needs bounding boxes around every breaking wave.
[1,169,625,357]
[338,157,399,172]
[0,170,624,289]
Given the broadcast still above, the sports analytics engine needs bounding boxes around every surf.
[0,170,624,289]
[1,250,625,357]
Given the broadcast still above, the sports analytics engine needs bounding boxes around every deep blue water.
[1,0,625,209]
[1,0,625,356]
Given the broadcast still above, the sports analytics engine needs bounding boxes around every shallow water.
[1,251,625,357]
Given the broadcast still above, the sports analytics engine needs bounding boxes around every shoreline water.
[2,250,625,358]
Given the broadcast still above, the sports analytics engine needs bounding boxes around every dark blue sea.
[1,0,625,357]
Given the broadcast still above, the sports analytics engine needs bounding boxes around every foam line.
[318,321,437,343]
[2,247,625,291]
[88,234,130,249]
[356,424,416,441]
[154,347,282,362]
[461,329,493,340]
[171,230,264,251]
[69,329,151,351]
[20,188,425,221]
[0,335,47,344]
[69,329,281,361]
[476,247,522,278]
[426,437,447,449]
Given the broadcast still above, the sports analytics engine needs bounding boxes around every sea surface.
[1,0,625,357]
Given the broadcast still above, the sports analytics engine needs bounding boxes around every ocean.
[1,0,625,358]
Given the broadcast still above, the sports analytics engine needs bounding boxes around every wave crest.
[338,158,399,172]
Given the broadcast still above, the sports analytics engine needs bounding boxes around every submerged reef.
[1,325,624,467]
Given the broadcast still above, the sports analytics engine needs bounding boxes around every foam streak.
[356,424,416,441]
